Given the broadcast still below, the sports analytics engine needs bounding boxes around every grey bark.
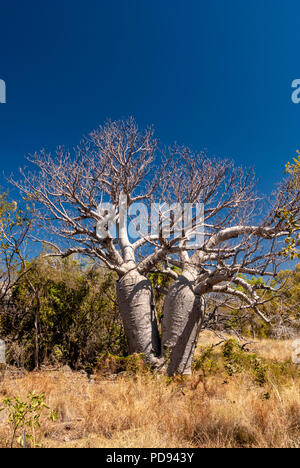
[116,269,161,366]
[162,271,205,376]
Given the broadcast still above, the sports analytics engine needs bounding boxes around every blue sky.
[0,0,300,196]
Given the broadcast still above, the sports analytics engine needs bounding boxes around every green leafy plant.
[0,391,57,448]
[276,152,300,259]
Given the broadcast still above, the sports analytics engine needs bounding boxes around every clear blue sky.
[0,0,300,195]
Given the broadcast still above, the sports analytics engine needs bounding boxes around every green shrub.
[0,256,127,370]
[0,391,57,448]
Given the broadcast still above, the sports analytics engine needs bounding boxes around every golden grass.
[0,332,299,448]
[197,330,295,362]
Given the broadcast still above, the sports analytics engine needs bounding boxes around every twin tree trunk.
[116,269,204,375]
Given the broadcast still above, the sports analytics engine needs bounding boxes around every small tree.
[1,391,56,448]
[0,193,32,303]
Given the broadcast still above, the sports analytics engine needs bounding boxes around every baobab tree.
[12,118,300,374]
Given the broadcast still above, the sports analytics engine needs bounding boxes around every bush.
[192,339,298,387]
[0,256,127,370]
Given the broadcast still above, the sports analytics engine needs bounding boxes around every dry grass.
[0,332,300,448]
[197,330,295,362]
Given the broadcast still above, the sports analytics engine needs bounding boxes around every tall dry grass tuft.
[0,332,299,448]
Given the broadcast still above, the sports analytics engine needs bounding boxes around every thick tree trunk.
[116,269,161,366]
[162,272,205,376]
[34,292,41,370]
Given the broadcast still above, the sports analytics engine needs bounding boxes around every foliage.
[96,352,151,376]
[193,338,300,388]
[0,391,57,448]
[0,255,127,370]
[277,152,300,259]
[0,192,33,302]
[222,339,268,385]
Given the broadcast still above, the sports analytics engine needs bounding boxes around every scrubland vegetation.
[0,331,299,448]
